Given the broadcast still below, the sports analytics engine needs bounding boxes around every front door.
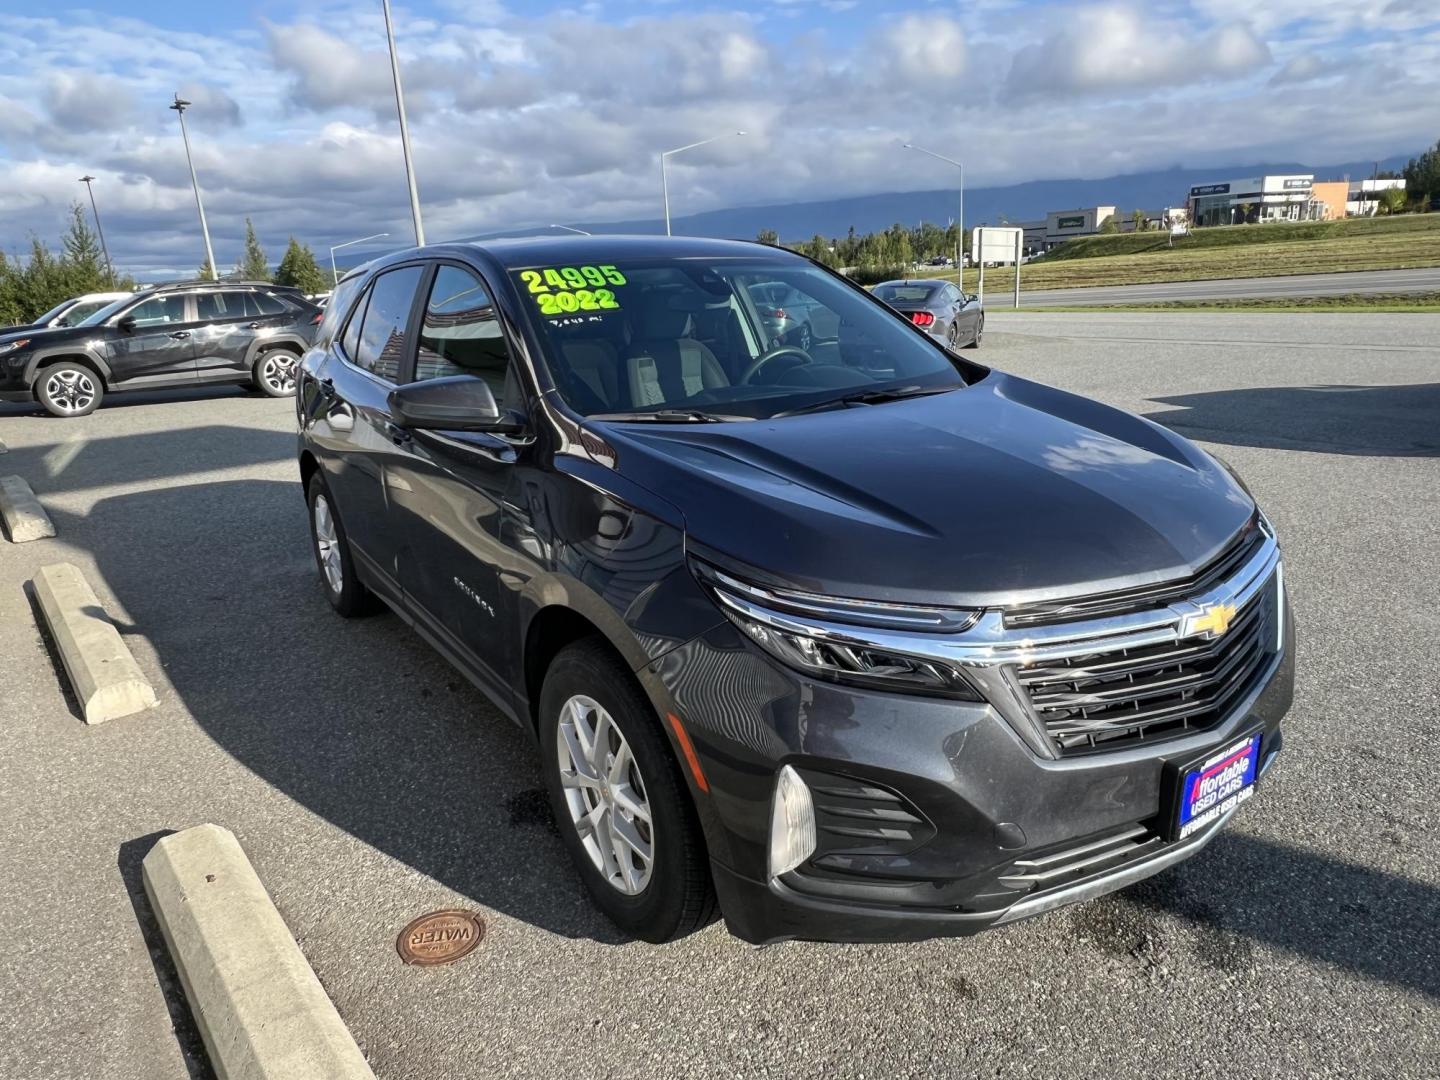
[103,294,197,387]
[388,262,532,693]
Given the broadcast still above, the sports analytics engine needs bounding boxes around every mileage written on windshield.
[519,265,627,317]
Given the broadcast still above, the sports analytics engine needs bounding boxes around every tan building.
[1310,181,1347,220]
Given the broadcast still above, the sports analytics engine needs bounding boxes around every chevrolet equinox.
[296,237,1293,944]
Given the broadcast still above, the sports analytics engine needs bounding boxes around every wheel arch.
[522,606,634,732]
[245,334,309,368]
[25,348,111,387]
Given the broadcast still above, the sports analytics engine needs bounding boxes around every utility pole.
[382,0,425,245]
[77,175,114,284]
[170,95,217,280]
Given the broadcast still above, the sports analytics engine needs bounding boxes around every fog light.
[769,765,816,878]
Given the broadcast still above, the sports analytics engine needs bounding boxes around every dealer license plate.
[1175,731,1262,840]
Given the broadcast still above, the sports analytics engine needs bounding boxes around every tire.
[969,315,984,348]
[306,473,375,617]
[796,322,813,351]
[539,639,715,942]
[946,321,960,349]
[36,362,104,418]
[254,348,301,398]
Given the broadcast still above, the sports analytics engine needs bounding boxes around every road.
[1017,266,1440,306]
[2,313,1437,1079]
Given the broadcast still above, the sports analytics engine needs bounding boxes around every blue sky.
[1,0,1437,276]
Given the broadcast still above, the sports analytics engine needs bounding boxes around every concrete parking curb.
[32,563,157,724]
[1,474,55,542]
[142,825,377,1080]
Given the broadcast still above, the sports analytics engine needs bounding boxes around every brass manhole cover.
[396,909,486,966]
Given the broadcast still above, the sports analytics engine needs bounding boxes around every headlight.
[0,338,31,355]
[692,560,983,700]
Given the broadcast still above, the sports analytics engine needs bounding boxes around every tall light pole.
[329,232,390,285]
[170,95,217,280]
[548,224,591,235]
[661,131,746,236]
[904,143,963,276]
[77,175,114,284]
[382,0,425,245]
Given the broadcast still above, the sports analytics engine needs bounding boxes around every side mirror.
[388,374,505,432]
[116,314,137,333]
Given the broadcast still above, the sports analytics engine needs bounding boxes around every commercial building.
[1186,174,1319,226]
[1043,206,1116,248]
[1309,181,1348,221]
[1347,178,1406,216]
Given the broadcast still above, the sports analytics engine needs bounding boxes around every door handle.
[169,330,191,339]
[245,322,261,329]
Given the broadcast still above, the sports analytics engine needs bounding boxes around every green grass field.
[931,214,1440,293]
[1021,292,1440,313]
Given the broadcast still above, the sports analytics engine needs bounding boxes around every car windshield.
[873,284,936,303]
[32,299,75,325]
[510,258,967,420]
[78,296,137,326]
[56,298,116,326]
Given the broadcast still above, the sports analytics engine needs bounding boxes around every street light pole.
[382,0,425,246]
[903,143,963,279]
[329,232,390,286]
[77,175,114,284]
[170,95,217,280]
[661,132,747,236]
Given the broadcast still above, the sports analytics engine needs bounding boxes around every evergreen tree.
[273,237,330,294]
[235,218,270,281]
[756,227,779,246]
[58,203,109,295]
[1402,139,1440,207]
[197,258,216,281]
[0,252,22,327]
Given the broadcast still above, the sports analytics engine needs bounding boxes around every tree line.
[2,210,333,327]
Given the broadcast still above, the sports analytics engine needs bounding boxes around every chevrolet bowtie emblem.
[1186,601,1238,639]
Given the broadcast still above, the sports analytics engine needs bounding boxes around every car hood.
[598,371,1255,608]
[0,324,89,346]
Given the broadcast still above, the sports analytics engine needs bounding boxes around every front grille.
[1005,522,1265,629]
[1015,574,1277,754]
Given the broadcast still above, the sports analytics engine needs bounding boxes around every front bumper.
[644,592,1294,945]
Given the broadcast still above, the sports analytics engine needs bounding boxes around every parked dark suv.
[297,237,1293,945]
[0,281,319,417]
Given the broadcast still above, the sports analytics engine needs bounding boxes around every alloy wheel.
[556,694,655,896]
[312,494,344,593]
[44,370,97,414]
[260,352,298,395]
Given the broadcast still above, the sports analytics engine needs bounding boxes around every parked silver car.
[873,279,983,348]
[746,280,825,350]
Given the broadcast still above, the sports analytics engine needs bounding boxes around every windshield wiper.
[588,409,753,423]
[776,384,955,417]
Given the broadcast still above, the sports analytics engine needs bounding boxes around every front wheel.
[254,349,301,397]
[540,640,715,942]
[36,363,104,418]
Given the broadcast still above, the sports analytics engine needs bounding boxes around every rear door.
[102,294,197,386]
[192,290,258,380]
[314,264,426,587]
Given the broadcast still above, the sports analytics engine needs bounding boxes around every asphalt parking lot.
[2,311,1437,1079]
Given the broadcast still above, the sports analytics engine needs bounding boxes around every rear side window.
[353,266,423,382]
[195,291,249,321]
[317,276,365,347]
[251,293,289,316]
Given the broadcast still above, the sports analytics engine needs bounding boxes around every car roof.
[356,234,799,276]
[875,279,948,288]
[77,291,132,301]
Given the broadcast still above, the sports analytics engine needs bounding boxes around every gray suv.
[0,281,320,417]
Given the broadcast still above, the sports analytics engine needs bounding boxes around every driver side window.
[126,295,187,327]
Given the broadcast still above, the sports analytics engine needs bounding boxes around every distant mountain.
[461,155,1412,245]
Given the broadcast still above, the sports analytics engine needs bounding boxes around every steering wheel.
[739,345,813,386]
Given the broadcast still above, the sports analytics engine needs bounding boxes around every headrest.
[634,303,692,340]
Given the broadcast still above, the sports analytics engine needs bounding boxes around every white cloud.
[1005,5,1271,101]
[1268,52,1345,86]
